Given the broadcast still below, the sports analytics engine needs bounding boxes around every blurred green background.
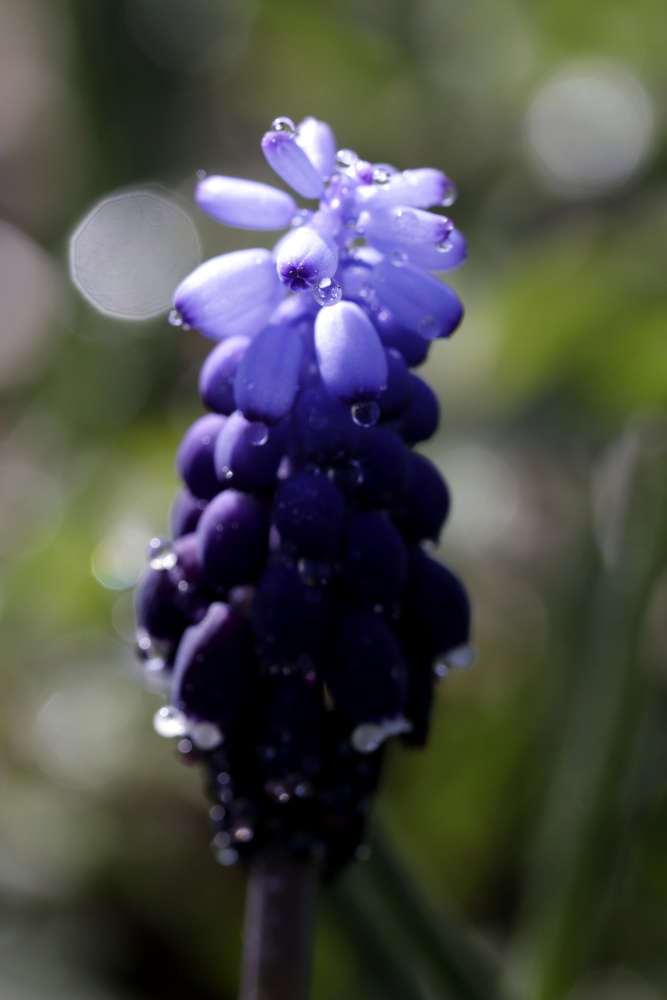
[1,0,666,998]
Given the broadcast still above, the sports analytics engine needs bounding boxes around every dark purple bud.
[197,490,270,590]
[171,488,207,538]
[291,385,362,466]
[323,606,410,740]
[234,324,303,425]
[172,602,256,727]
[340,512,407,606]
[135,534,209,642]
[199,336,250,415]
[214,411,287,493]
[276,228,338,292]
[404,547,471,659]
[355,427,411,509]
[399,374,440,445]
[314,301,388,404]
[252,562,331,663]
[371,258,463,340]
[258,672,325,784]
[273,471,345,557]
[371,309,430,367]
[261,129,324,199]
[176,413,225,501]
[395,453,450,543]
[378,348,411,419]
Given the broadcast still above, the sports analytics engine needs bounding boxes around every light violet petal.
[261,130,324,199]
[296,117,337,179]
[314,301,388,403]
[196,176,296,230]
[174,249,284,340]
[276,227,338,291]
[359,205,452,249]
[354,168,448,210]
[234,324,303,423]
[371,258,463,339]
[380,227,467,271]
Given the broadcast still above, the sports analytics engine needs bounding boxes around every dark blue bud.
[234,324,303,424]
[171,488,207,538]
[323,606,409,733]
[291,385,361,466]
[371,309,430,367]
[258,672,324,783]
[176,413,225,501]
[378,348,411,419]
[355,427,411,510]
[340,512,407,606]
[172,602,256,726]
[214,411,287,493]
[395,453,450,543]
[273,471,345,557]
[399,374,440,445]
[404,547,471,659]
[197,490,270,591]
[252,562,331,663]
[199,336,250,415]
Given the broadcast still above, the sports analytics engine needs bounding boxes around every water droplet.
[437,240,453,253]
[245,421,269,446]
[271,116,296,136]
[209,804,226,822]
[147,537,177,570]
[351,717,413,753]
[419,315,440,338]
[355,160,374,183]
[196,169,207,181]
[217,771,231,785]
[233,825,254,843]
[433,658,450,678]
[294,779,313,798]
[190,720,224,750]
[213,831,231,849]
[351,401,380,428]
[336,148,358,169]
[177,738,194,754]
[216,847,239,866]
[221,466,234,480]
[372,164,395,185]
[153,705,188,738]
[445,644,476,670]
[265,779,293,804]
[389,249,408,266]
[313,277,342,307]
[168,308,183,327]
[290,208,312,228]
[442,181,458,207]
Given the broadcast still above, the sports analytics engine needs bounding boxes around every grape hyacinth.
[136,116,473,876]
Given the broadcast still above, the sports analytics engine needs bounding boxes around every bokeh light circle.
[69,190,201,319]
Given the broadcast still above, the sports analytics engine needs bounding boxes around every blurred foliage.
[0,0,666,998]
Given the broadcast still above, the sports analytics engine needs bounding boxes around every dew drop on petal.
[437,241,453,253]
[147,536,177,570]
[313,277,342,307]
[433,658,450,678]
[351,717,413,753]
[290,209,312,228]
[153,705,189,738]
[351,400,380,428]
[446,644,476,670]
[265,779,293,804]
[245,421,269,446]
[442,181,458,207]
[271,116,296,136]
[419,316,440,338]
[372,163,396,185]
[390,249,408,266]
[336,148,358,169]
[168,308,183,327]
[189,720,225,750]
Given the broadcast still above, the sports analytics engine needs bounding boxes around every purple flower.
[136,116,472,874]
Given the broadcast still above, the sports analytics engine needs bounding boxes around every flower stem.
[239,844,319,1000]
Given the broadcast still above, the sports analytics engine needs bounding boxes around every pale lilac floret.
[174,248,283,340]
[276,227,338,291]
[196,176,297,230]
[371,257,463,340]
[261,129,324,199]
[295,116,337,179]
[314,301,388,403]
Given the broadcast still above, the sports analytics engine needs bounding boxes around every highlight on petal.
[314,300,388,403]
[359,205,453,251]
[234,324,303,423]
[296,117,337,179]
[261,129,324,199]
[371,257,463,339]
[355,168,451,209]
[196,176,297,230]
[276,227,338,291]
[174,248,283,340]
[388,227,467,272]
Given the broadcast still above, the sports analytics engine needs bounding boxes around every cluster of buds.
[135,116,473,874]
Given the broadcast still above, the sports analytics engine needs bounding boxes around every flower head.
[137,116,472,874]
